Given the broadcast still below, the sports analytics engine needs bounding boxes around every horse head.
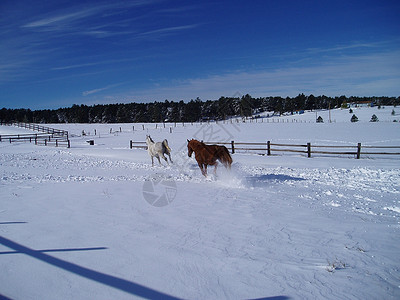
[146,135,154,145]
[187,139,194,157]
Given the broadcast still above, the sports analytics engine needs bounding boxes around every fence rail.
[0,121,70,148]
[130,140,147,149]
[10,122,68,137]
[227,141,400,158]
[0,133,51,142]
[130,139,400,159]
[0,133,70,148]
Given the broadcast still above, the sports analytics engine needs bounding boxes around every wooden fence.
[206,141,400,159]
[5,121,69,138]
[130,140,147,150]
[130,139,400,159]
[0,121,70,148]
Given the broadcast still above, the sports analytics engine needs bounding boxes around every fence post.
[357,143,361,159]
[307,143,311,158]
[267,141,271,156]
[67,140,70,148]
[130,140,133,149]
[231,140,235,154]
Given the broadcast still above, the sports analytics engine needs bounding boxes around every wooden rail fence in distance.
[130,139,400,159]
[0,122,70,148]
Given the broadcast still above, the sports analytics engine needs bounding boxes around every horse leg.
[167,153,173,164]
[156,155,162,165]
[203,164,208,177]
[198,162,206,177]
[151,156,154,167]
[161,153,169,165]
[214,161,218,175]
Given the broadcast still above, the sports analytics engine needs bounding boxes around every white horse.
[145,135,173,166]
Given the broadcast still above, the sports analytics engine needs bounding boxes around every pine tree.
[370,114,379,122]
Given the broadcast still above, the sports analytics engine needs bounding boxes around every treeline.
[1,94,399,124]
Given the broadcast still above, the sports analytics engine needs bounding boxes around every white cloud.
[21,1,158,30]
[138,24,201,40]
[22,9,97,28]
[83,87,109,97]
[141,24,199,36]
[82,82,125,96]
[124,50,400,101]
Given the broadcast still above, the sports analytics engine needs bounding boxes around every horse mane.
[146,135,155,143]
[188,139,205,148]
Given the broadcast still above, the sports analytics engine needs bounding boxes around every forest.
[1,94,399,124]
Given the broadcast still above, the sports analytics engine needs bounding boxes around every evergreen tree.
[351,114,359,122]
[370,114,379,122]
[306,94,316,110]
[1,94,399,124]
[240,94,253,117]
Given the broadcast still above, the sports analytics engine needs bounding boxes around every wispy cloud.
[51,57,144,71]
[82,82,125,96]
[22,9,98,28]
[51,62,106,71]
[123,50,400,101]
[21,1,157,32]
[306,40,400,55]
[307,43,378,54]
[155,5,201,15]
[139,24,200,38]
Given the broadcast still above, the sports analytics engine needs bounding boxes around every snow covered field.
[1,106,400,299]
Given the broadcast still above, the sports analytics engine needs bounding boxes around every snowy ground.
[1,107,400,299]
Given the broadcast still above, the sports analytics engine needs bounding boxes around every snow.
[1,107,400,299]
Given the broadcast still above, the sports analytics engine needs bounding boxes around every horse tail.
[219,146,233,168]
[162,139,171,153]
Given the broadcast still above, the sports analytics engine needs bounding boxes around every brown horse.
[187,139,233,177]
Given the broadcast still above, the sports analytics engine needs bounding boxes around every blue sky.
[1,0,399,109]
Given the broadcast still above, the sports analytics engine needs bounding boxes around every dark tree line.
[1,94,399,124]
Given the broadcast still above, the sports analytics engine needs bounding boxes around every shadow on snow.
[245,174,305,188]
[0,236,179,300]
